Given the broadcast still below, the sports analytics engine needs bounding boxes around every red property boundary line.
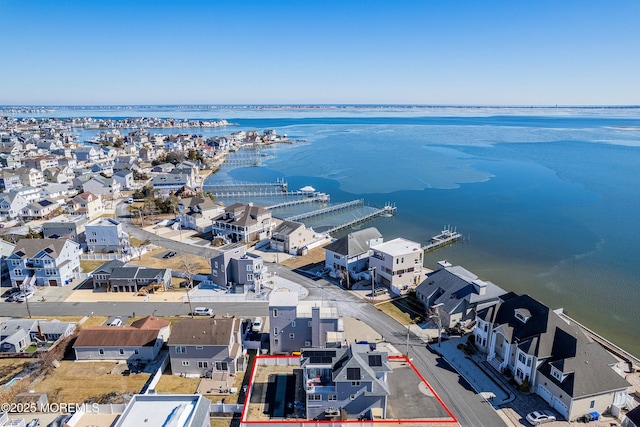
[240,354,458,425]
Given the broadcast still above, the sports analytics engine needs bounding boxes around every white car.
[252,317,263,332]
[107,317,123,326]
[16,291,35,302]
[193,307,213,316]
[526,410,556,425]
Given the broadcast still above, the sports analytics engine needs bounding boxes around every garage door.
[551,395,567,419]
[538,384,552,403]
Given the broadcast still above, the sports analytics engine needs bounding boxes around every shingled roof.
[168,317,238,346]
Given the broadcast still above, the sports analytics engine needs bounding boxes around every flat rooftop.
[372,238,422,257]
[114,394,209,427]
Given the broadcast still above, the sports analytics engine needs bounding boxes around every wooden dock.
[266,193,330,209]
[325,205,397,234]
[284,199,364,222]
[422,227,462,252]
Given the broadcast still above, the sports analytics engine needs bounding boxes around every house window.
[247,274,254,281]
[215,362,228,371]
[308,320,312,327]
[14,269,22,275]
[198,361,209,368]
[247,265,253,271]
[289,333,295,340]
[333,254,340,260]
[134,349,139,354]
[483,323,488,332]
[309,394,321,401]
[304,341,311,347]
[274,327,278,335]
[351,381,360,386]
[590,400,595,409]
[119,349,125,355]
[350,394,356,400]
[552,368,562,381]
[195,346,203,350]
[291,321,296,328]
[328,395,337,401]
[214,261,218,269]
[182,361,189,366]
[176,346,186,354]
[273,309,278,317]
[99,349,104,355]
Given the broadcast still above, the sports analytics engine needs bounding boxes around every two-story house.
[75,146,102,163]
[324,227,383,285]
[211,203,274,243]
[20,198,62,221]
[0,192,29,221]
[7,238,80,287]
[0,171,22,191]
[210,243,266,294]
[415,260,507,329]
[14,167,45,187]
[168,316,246,377]
[368,238,424,295]
[178,196,224,232]
[42,214,87,245]
[270,220,320,256]
[85,217,130,253]
[269,291,344,355]
[152,173,191,195]
[82,176,121,199]
[301,344,392,420]
[112,170,134,190]
[475,293,630,421]
[65,191,104,220]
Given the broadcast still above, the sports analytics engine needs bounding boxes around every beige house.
[368,238,424,295]
[66,191,104,219]
[269,220,317,255]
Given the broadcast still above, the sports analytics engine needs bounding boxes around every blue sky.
[1,0,639,105]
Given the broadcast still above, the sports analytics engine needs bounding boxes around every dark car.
[163,251,177,258]
[2,287,20,298]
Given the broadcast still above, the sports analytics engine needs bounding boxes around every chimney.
[37,323,45,340]
[472,279,487,296]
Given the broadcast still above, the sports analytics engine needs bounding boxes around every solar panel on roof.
[346,368,361,380]
[368,354,382,367]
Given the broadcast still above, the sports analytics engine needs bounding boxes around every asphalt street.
[1,201,507,426]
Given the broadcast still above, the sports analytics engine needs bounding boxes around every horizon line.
[1,104,640,109]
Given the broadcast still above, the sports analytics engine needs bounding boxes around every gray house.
[415,260,507,329]
[168,316,245,378]
[107,266,172,293]
[269,291,344,355]
[324,227,383,285]
[301,344,391,420]
[42,214,87,244]
[210,243,266,294]
[73,316,169,361]
[85,217,130,253]
[1,319,76,353]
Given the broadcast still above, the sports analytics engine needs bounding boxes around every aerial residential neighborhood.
[0,113,639,427]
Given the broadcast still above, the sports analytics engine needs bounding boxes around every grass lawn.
[80,260,108,273]
[32,361,150,404]
[0,359,31,384]
[128,249,210,274]
[376,295,425,325]
[153,372,200,394]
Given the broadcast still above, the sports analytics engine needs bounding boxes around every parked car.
[526,410,556,425]
[193,307,213,316]
[163,251,177,258]
[26,418,40,427]
[1,287,20,298]
[16,291,35,302]
[107,317,123,326]
[251,317,263,332]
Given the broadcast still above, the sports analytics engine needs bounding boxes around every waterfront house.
[211,203,274,243]
[73,316,169,362]
[269,291,344,355]
[177,196,224,232]
[324,227,383,285]
[415,260,507,328]
[65,191,104,220]
[1,319,76,353]
[7,238,80,287]
[42,214,87,244]
[300,344,391,420]
[368,237,424,295]
[152,173,191,195]
[475,293,630,421]
[107,265,171,293]
[168,316,246,377]
[0,171,22,191]
[210,243,266,294]
[85,217,130,253]
[270,220,318,255]
[0,191,29,221]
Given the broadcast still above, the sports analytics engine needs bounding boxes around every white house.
[368,238,424,295]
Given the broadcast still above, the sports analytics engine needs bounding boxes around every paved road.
[4,202,506,426]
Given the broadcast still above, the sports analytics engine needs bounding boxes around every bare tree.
[180,255,204,318]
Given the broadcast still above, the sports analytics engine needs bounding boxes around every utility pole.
[406,322,411,358]
[368,266,376,304]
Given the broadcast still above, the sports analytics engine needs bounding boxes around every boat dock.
[422,226,462,252]
[266,193,330,209]
[325,204,397,234]
[203,180,288,194]
[284,199,364,222]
